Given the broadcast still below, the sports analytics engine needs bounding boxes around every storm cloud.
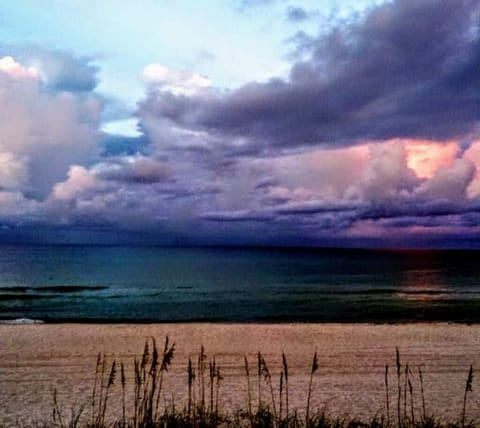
[1,0,480,248]
[140,0,480,152]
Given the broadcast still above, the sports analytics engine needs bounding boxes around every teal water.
[0,245,479,322]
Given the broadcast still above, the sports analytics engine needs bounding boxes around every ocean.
[0,245,480,323]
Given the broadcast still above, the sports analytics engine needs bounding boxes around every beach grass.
[1,337,477,428]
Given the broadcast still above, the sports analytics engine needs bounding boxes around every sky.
[0,0,479,248]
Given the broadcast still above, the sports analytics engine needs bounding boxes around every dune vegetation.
[4,337,476,428]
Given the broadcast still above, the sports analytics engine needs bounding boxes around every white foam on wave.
[0,317,44,325]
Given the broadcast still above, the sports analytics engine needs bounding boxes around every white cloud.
[0,56,39,79]
[52,165,97,201]
[143,63,211,95]
[101,118,142,137]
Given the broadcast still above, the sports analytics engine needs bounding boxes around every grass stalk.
[133,357,140,428]
[52,388,65,428]
[209,358,215,417]
[121,362,126,428]
[258,352,262,411]
[279,369,284,422]
[259,352,278,426]
[385,364,390,427]
[198,345,207,423]
[396,348,401,428]
[215,364,222,427]
[91,352,102,427]
[403,363,408,422]
[461,365,474,428]
[99,360,116,427]
[154,336,175,420]
[282,352,289,421]
[306,351,318,427]
[188,357,195,422]
[408,378,414,425]
[244,355,253,428]
[419,367,426,421]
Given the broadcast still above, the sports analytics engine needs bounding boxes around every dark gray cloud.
[9,47,100,92]
[199,210,273,222]
[140,0,480,153]
[196,197,480,235]
[286,6,310,22]
[43,52,99,92]
[101,134,150,156]
[357,199,480,221]
[274,200,363,215]
[96,157,172,184]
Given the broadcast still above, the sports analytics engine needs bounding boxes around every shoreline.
[3,319,480,325]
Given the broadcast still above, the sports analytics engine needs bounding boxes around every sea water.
[0,245,479,323]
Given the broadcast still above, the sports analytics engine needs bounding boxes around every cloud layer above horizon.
[0,0,480,247]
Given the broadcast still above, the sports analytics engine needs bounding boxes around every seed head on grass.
[311,351,318,375]
[99,360,116,427]
[466,365,474,393]
[150,337,159,376]
[188,357,196,387]
[282,352,289,382]
[141,340,150,371]
[258,352,277,425]
[160,336,175,372]
[107,361,116,388]
[120,362,125,388]
[259,353,271,382]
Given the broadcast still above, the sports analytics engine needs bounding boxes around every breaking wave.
[0,317,44,324]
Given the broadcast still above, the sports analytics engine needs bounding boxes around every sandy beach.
[1,323,480,425]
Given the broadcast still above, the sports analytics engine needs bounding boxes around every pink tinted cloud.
[0,56,101,198]
[405,140,459,179]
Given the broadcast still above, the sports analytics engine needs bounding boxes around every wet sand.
[1,323,480,425]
